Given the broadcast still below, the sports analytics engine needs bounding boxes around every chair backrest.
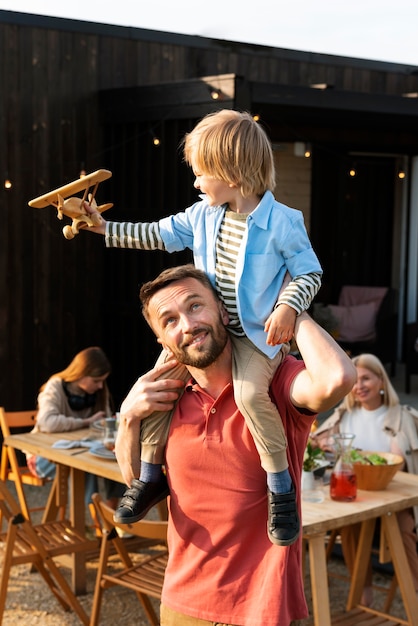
[0,407,38,467]
[0,408,38,436]
[0,407,46,524]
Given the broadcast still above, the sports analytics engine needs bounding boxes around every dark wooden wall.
[1,10,418,409]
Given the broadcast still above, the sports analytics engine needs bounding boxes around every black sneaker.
[114,475,169,524]
[267,486,300,546]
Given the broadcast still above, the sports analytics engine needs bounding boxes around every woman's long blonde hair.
[342,353,399,410]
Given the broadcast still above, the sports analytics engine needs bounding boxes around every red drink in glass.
[330,470,357,501]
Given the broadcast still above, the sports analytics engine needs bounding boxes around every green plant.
[303,441,325,472]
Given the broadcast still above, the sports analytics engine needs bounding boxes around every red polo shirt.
[162,356,314,626]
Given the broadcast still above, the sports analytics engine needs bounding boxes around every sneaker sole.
[267,526,300,547]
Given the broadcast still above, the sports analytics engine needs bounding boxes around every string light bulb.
[304,143,312,158]
[4,176,12,189]
[398,169,406,179]
[149,128,161,146]
[349,168,357,177]
[209,87,223,100]
[253,114,260,122]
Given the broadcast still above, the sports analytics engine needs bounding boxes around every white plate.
[89,443,116,460]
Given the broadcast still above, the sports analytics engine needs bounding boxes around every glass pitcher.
[330,433,357,502]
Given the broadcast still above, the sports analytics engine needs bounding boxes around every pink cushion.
[328,301,379,342]
[338,285,387,308]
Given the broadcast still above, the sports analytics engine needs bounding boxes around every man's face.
[148,278,229,368]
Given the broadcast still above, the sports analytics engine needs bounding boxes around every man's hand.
[115,359,185,485]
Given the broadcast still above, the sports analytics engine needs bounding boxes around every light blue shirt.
[159,190,322,358]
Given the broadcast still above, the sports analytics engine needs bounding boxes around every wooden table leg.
[382,512,418,624]
[308,532,331,626]
[346,517,376,609]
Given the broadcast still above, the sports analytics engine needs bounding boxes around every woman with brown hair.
[27,346,122,508]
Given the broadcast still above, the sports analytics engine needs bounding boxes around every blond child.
[86,110,322,545]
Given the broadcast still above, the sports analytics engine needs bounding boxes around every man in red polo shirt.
[116,264,356,626]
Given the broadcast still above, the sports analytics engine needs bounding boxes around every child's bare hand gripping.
[264,304,297,346]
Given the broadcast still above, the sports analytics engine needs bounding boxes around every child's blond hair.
[183,109,276,198]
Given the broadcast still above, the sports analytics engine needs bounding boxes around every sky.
[2,0,418,67]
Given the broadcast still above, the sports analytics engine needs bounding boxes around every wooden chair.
[0,479,97,625]
[90,492,168,626]
[0,407,51,525]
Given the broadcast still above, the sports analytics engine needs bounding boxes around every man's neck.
[186,341,233,399]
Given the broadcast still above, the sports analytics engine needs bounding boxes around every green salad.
[350,450,388,465]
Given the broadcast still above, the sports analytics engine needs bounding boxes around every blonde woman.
[314,353,418,606]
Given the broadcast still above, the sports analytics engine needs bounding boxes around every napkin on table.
[52,438,95,449]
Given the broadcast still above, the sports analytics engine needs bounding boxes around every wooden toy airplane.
[29,169,113,239]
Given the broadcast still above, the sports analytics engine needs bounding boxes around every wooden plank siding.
[1,10,418,409]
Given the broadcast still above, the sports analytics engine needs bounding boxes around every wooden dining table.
[302,471,418,626]
[5,429,418,625]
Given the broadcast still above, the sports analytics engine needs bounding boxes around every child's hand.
[264,304,297,346]
[81,197,107,234]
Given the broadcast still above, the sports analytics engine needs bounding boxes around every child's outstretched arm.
[83,199,167,251]
[264,272,322,346]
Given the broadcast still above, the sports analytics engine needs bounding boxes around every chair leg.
[38,556,89,625]
[0,522,18,622]
[90,529,113,626]
[32,559,74,612]
[133,591,159,626]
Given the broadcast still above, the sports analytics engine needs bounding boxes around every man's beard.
[170,323,228,368]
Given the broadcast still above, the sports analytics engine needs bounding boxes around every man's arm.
[115,359,184,485]
[290,312,357,413]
